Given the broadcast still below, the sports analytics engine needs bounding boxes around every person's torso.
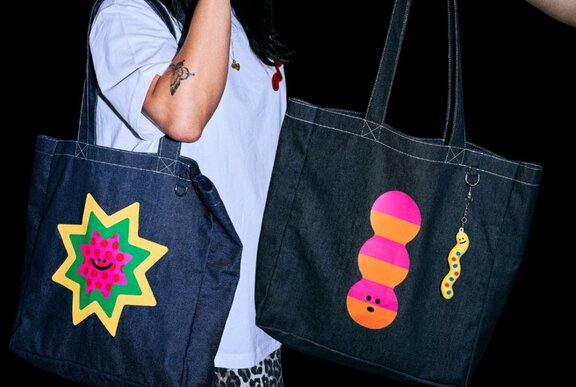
[93,0,286,367]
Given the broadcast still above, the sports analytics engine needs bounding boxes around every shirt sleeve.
[89,0,179,141]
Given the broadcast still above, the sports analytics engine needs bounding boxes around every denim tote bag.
[256,0,542,385]
[9,0,242,385]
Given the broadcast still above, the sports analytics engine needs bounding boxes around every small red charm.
[272,60,283,91]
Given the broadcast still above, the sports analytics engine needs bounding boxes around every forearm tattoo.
[169,60,195,95]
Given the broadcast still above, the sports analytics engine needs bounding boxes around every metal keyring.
[465,170,480,187]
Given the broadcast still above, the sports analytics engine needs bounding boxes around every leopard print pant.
[213,349,284,387]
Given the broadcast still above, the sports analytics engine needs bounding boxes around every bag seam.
[284,113,541,187]
[181,210,214,385]
[36,151,193,181]
[462,165,520,385]
[258,325,460,387]
[11,141,58,338]
[289,98,543,172]
[9,347,144,386]
[257,107,318,322]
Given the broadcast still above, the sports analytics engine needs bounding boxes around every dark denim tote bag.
[9,0,242,385]
[256,0,542,386]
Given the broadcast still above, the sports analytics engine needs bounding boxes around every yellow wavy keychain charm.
[441,228,469,299]
[441,171,479,300]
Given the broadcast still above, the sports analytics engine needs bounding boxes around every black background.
[7,0,573,385]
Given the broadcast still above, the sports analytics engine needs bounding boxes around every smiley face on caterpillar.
[346,279,398,329]
[440,230,469,300]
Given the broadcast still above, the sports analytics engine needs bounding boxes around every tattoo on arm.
[169,60,195,96]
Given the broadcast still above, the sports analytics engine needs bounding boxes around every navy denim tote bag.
[9,1,242,385]
[256,0,542,386]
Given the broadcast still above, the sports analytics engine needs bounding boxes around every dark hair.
[160,0,290,66]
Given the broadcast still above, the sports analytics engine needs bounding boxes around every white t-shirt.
[90,0,285,368]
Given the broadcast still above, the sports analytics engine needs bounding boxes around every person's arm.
[143,0,231,142]
[526,0,576,27]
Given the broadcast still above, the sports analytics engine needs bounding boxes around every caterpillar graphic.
[440,229,469,299]
[346,191,421,329]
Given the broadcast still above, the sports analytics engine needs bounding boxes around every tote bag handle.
[77,0,182,160]
[365,0,466,148]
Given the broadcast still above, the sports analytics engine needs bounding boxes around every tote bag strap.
[78,0,181,159]
[364,0,466,148]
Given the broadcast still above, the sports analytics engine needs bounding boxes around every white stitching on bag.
[284,113,540,187]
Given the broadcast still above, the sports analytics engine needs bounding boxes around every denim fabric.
[10,1,242,386]
[255,1,542,386]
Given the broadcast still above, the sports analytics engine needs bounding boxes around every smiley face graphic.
[91,257,113,271]
[346,279,398,329]
[78,230,133,299]
[456,230,469,246]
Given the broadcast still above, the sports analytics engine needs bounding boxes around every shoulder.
[96,0,158,15]
[89,0,179,77]
[92,0,173,32]
[90,0,178,47]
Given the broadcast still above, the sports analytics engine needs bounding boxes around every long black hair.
[159,0,290,66]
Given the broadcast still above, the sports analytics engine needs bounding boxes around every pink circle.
[371,191,421,226]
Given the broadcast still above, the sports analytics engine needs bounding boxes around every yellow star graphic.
[52,194,168,336]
